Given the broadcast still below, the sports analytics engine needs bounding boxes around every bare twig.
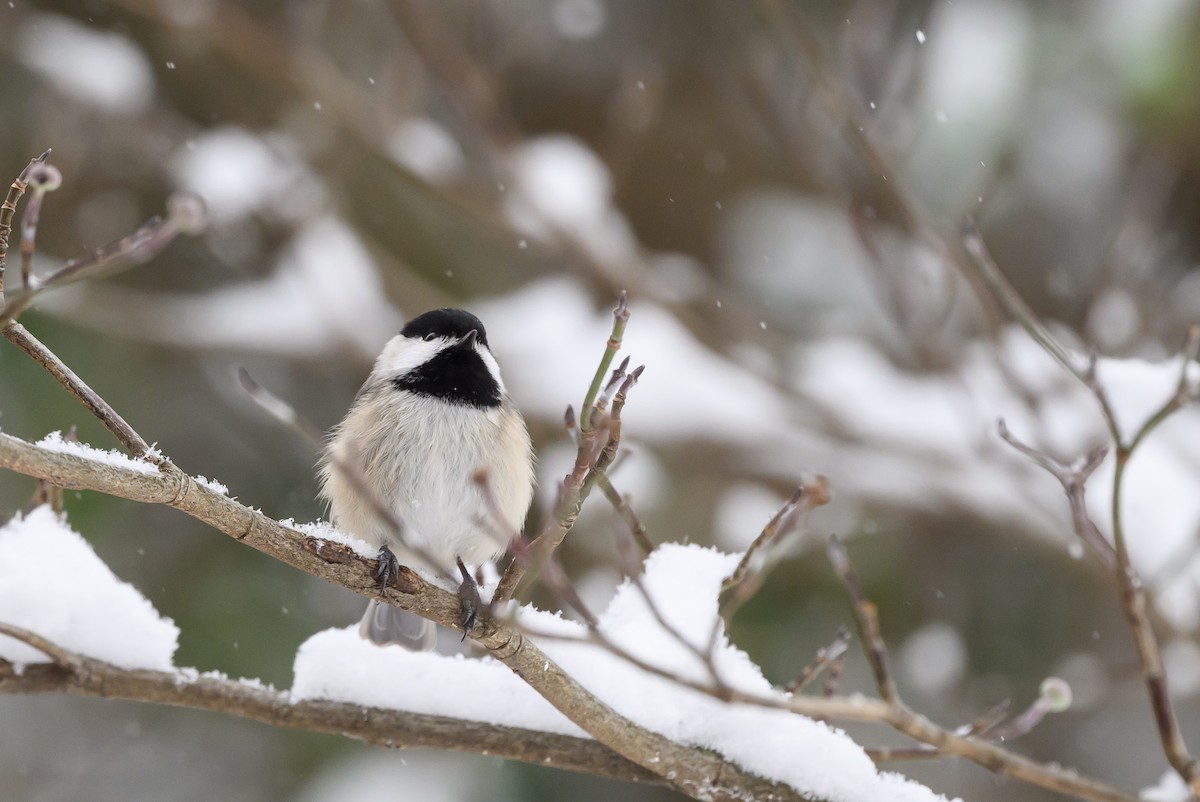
[996,420,1115,569]
[0,159,204,459]
[472,469,525,556]
[5,324,158,459]
[0,191,207,327]
[821,648,847,697]
[961,699,1012,737]
[0,150,51,301]
[721,474,832,617]
[785,627,850,694]
[494,342,643,603]
[827,535,897,704]
[864,745,942,762]
[580,292,630,431]
[961,221,1088,385]
[989,678,1073,744]
[998,326,1200,794]
[567,390,654,558]
[0,621,85,671]
[591,355,630,421]
[600,480,654,557]
[18,160,61,289]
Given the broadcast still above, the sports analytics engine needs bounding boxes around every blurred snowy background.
[1,1,1199,800]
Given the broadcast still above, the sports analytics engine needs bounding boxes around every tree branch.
[4,323,158,459]
[0,627,662,787]
[0,431,814,802]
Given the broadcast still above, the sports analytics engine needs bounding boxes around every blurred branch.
[820,536,1129,801]
[827,535,897,703]
[0,157,205,459]
[721,475,831,618]
[785,627,850,694]
[755,0,1004,331]
[996,420,1115,569]
[0,192,208,327]
[599,479,653,557]
[18,158,60,289]
[994,304,1200,793]
[961,221,1090,390]
[0,150,49,301]
[0,623,665,788]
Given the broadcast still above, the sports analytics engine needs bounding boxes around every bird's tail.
[359,600,437,651]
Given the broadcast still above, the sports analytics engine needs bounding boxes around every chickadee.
[319,309,535,650]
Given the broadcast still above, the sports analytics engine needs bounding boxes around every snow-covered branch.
[0,622,663,788]
[0,432,821,802]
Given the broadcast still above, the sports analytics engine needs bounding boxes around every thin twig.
[821,648,846,697]
[785,627,851,694]
[580,292,630,431]
[989,678,1072,744]
[961,699,1011,737]
[4,323,157,459]
[996,419,1115,569]
[0,150,51,301]
[472,469,525,557]
[0,192,208,328]
[623,548,726,689]
[960,221,1089,385]
[998,323,1200,794]
[0,160,203,459]
[599,480,654,556]
[865,745,940,762]
[721,474,832,618]
[566,388,654,557]
[18,161,61,289]
[494,356,643,604]
[0,621,85,670]
[827,535,896,703]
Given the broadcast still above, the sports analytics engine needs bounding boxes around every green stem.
[580,292,629,431]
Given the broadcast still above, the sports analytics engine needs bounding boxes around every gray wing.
[359,599,437,651]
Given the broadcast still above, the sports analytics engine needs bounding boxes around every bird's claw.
[456,557,483,641]
[374,546,400,593]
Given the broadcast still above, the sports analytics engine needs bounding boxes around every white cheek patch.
[370,335,442,379]
[475,343,507,392]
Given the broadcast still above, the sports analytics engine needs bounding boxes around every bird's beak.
[454,329,478,349]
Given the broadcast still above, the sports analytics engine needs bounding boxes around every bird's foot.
[456,557,483,640]
[374,545,400,593]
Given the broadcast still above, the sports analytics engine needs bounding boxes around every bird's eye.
[423,332,437,342]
